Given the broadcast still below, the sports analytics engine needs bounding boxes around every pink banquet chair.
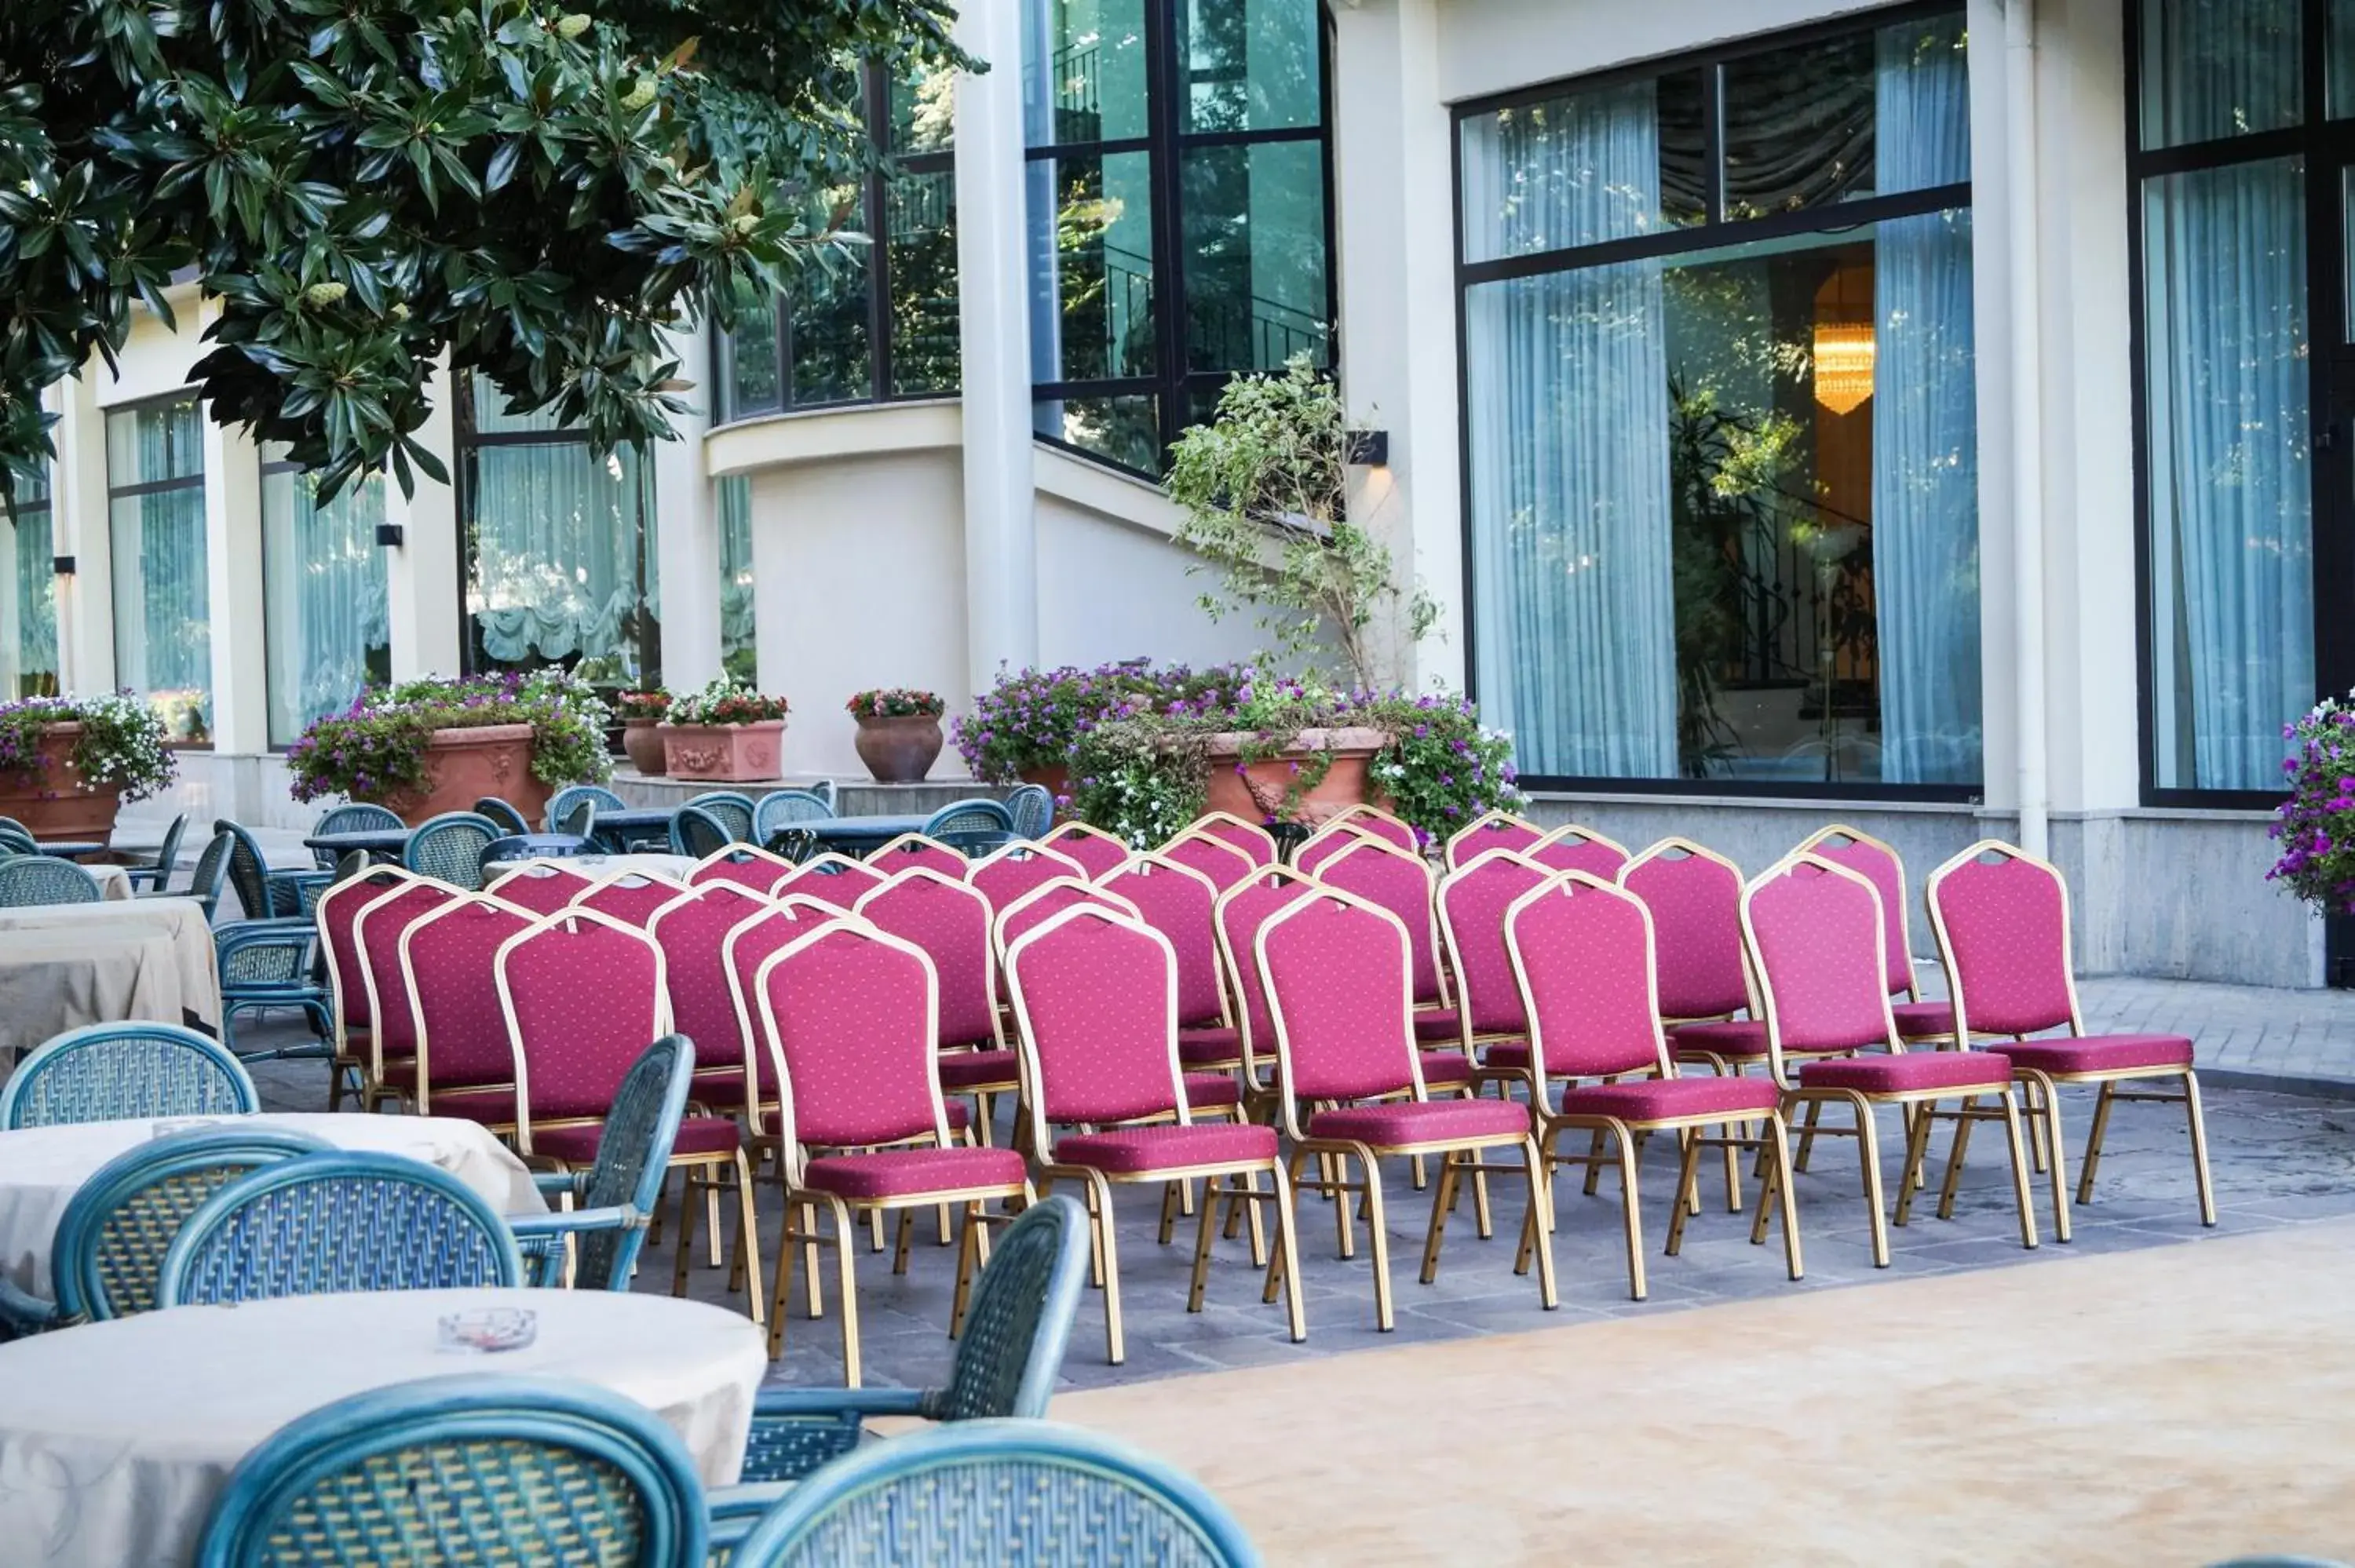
[571,870,688,928]
[1007,904,1305,1362]
[688,844,798,895]
[722,896,851,1137]
[1324,804,1420,853]
[1102,855,1240,1075]
[352,875,467,1110]
[1797,825,1955,1044]
[315,864,415,1111]
[1503,871,1800,1299]
[1214,866,1320,1106]
[1159,830,1258,894]
[1743,854,2039,1267]
[495,906,765,1316]
[1041,819,1133,881]
[856,869,1020,1143]
[396,892,535,1127]
[1442,810,1543,870]
[775,853,889,910]
[1926,841,2214,1239]
[989,877,1141,967]
[1433,848,1551,1078]
[750,921,1032,1378]
[484,860,598,915]
[866,834,969,882]
[1292,820,1371,877]
[1618,839,1758,1071]
[967,842,1089,913]
[1256,885,1557,1329]
[646,880,776,1118]
[1530,824,1630,881]
[1313,837,1457,1043]
[1192,811,1280,868]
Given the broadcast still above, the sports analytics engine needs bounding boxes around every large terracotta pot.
[1200,727,1389,828]
[854,715,944,784]
[660,720,787,782]
[622,717,668,775]
[369,723,553,828]
[0,723,124,845]
[1019,763,1071,804]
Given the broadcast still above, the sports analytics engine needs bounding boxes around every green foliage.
[667,676,787,724]
[0,0,963,503]
[0,691,177,801]
[1164,355,1437,687]
[285,668,610,803]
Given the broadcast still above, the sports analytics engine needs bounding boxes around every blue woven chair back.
[145,812,191,886]
[544,784,627,833]
[0,1023,260,1129]
[473,797,533,836]
[312,803,403,867]
[923,799,1014,841]
[670,804,733,859]
[576,1035,694,1290]
[727,1421,1262,1568]
[0,813,26,835]
[159,1150,524,1306]
[181,828,236,919]
[934,1194,1090,1420]
[0,855,100,906]
[404,811,501,891]
[1003,785,1053,841]
[480,833,590,869]
[213,820,288,919]
[52,1128,330,1322]
[193,1373,708,1568]
[0,826,38,856]
[687,792,758,843]
[754,789,835,839]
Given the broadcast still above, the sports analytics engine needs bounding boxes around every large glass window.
[716,61,961,421]
[106,396,211,742]
[2,467,57,698]
[1024,0,1334,474]
[261,447,389,746]
[458,377,659,688]
[1457,9,1977,793]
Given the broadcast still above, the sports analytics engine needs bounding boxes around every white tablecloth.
[0,898,220,1059]
[0,1113,546,1304]
[85,866,130,901]
[0,1288,766,1567]
[539,853,696,881]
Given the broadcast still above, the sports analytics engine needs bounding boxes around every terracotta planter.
[854,714,945,784]
[622,717,668,775]
[0,723,125,845]
[1019,763,1071,806]
[659,720,787,783]
[1201,727,1389,828]
[367,723,553,828]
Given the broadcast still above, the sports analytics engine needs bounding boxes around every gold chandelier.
[1813,319,1876,416]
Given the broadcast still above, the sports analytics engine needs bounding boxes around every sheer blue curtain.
[262,452,389,745]
[107,399,210,736]
[1462,84,1677,778]
[1872,17,1981,783]
[717,475,757,681]
[4,468,57,697]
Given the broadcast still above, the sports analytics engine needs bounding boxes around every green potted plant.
[613,689,672,775]
[0,692,177,845]
[848,688,947,783]
[659,678,790,782]
[286,669,611,826]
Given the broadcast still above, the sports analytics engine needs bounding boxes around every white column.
[200,414,268,753]
[53,371,112,695]
[953,0,1039,689]
[385,362,465,680]
[655,323,723,691]
[2006,0,2050,858]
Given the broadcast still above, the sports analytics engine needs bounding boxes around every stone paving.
[2081,975,2355,1092]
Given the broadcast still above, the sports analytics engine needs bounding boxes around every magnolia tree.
[0,0,961,501]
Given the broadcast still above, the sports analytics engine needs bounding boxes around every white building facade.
[2,0,2333,985]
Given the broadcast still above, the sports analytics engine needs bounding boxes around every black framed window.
[714,61,961,421]
[1024,0,1336,476]
[4,463,57,698]
[105,393,212,742]
[2127,0,2348,804]
[456,376,659,689]
[1453,4,1980,798]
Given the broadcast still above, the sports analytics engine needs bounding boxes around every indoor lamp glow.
[1813,320,1876,415]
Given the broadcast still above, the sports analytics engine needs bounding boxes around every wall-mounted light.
[374,523,405,548]
[51,555,75,576]
[1345,428,1389,468]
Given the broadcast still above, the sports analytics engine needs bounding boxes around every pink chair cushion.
[1412,1008,1462,1041]
[357,884,458,1058]
[1161,834,1255,892]
[652,888,772,1075]
[1892,1000,1957,1038]
[1178,1026,1240,1066]
[1812,839,1915,996]
[1305,1099,1531,1149]
[1446,819,1541,868]
[1986,1034,2193,1075]
[531,1114,743,1163]
[1419,1051,1473,1085]
[1475,1040,1535,1071]
[1182,1072,1241,1110]
[1799,1052,2014,1095]
[867,841,967,880]
[971,848,1086,912]
[487,868,592,914]
[1555,1075,1784,1123]
[1672,1020,1769,1057]
[411,1085,519,1126]
[1218,876,1313,1057]
[1531,837,1628,880]
[1043,830,1131,880]
[937,1049,1021,1090]
[798,1147,1028,1199]
[691,855,794,895]
[1053,1122,1277,1174]
[1196,819,1277,867]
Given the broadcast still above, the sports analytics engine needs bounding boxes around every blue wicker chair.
[764,826,820,864]
[544,783,626,835]
[0,824,39,856]
[687,791,758,844]
[734,1193,1090,1484]
[215,919,334,1061]
[1003,784,1053,841]
[0,855,100,906]
[215,819,331,920]
[510,1035,692,1290]
[480,833,591,869]
[159,1150,524,1306]
[0,1127,330,1334]
[720,1420,1261,1568]
[403,810,502,891]
[670,804,734,859]
[148,826,236,919]
[193,1374,708,1568]
[125,811,190,892]
[0,1022,260,1129]
[309,802,404,868]
[473,796,533,836]
[754,789,835,841]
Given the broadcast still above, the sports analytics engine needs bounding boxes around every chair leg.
[2184,1071,2218,1226]
[1936,1088,1981,1217]
[1329,1147,1356,1260]
[1420,1148,1462,1285]
[1794,1096,1826,1172]
[1892,1095,1938,1229]
[1467,1145,1494,1240]
[645,1169,666,1248]
[1852,1096,1892,1268]
[2025,1071,2070,1243]
[1580,1127,1608,1196]
[670,1168,700,1299]
[765,1202,797,1358]
[1188,1174,1221,1312]
[823,1194,863,1387]
[1720,1119,1743,1213]
[1616,1127,1648,1300]
[1267,1160,1307,1342]
[1766,1109,1804,1280]
[2076,1081,2120,1205]
[949,1202,984,1338]
[1664,1123,1702,1260]
[2025,1077,2052,1175]
[1158,1180,1181,1246]
[893,1209,915,1275]
[1086,1170,1126,1364]
[1357,1145,1395,1331]
[732,1150,766,1326]
[1521,1135,1558,1310]
[800,1200,824,1319]
[1997,1087,2041,1250]
[705,1179,724,1268]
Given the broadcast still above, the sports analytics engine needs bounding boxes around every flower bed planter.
[622,717,668,775]
[366,723,550,827]
[855,714,944,784]
[1201,727,1389,827]
[660,720,787,782]
[0,723,124,844]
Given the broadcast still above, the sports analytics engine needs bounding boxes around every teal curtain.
[717,475,757,682]
[262,451,389,744]
[106,397,210,736]
[4,466,57,698]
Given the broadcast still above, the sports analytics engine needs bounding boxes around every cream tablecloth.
[0,898,219,1059]
[537,852,696,880]
[85,865,130,901]
[0,1112,546,1303]
[0,1288,765,1567]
